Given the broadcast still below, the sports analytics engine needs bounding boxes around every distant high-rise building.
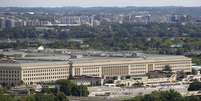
[170,14,191,23]
[4,19,15,29]
[171,15,179,23]
[60,16,81,25]
[0,18,5,29]
[15,19,27,27]
[0,18,3,29]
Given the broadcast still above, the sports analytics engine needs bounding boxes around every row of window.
[23,72,68,77]
[76,64,128,68]
[103,67,128,75]
[155,62,190,66]
[130,71,146,74]
[23,76,67,81]
[82,70,100,73]
[74,68,80,75]
[82,67,100,70]
[0,78,20,81]
[0,74,19,77]
[0,70,20,73]
[130,68,146,71]
[23,68,68,73]
[130,64,146,67]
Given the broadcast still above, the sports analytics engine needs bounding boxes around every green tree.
[0,88,6,95]
[126,90,184,101]
[34,94,55,101]
[0,54,5,58]
[188,80,201,91]
[77,85,89,96]
[24,95,36,101]
[160,89,184,101]
[185,96,200,101]
[41,88,56,94]
[162,65,172,73]
[56,80,75,96]
[192,68,198,75]
[0,95,14,101]
[125,96,144,101]
[55,92,69,101]
[56,80,89,96]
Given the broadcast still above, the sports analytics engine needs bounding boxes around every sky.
[0,0,201,7]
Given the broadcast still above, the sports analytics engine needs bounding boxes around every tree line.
[0,80,89,101]
[1,23,201,53]
[0,93,69,101]
[125,89,201,101]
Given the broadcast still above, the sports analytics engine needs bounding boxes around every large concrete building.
[0,61,69,86]
[0,55,192,86]
[71,56,191,78]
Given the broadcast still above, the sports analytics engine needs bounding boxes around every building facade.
[72,56,192,78]
[0,56,192,86]
[0,61,69,85]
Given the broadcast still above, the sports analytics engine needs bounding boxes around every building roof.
[70,55,191,65]
[0,55,191,68]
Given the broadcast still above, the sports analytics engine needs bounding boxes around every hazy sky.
[0,0,201,7]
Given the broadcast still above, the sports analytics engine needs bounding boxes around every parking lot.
[88,84,189,97]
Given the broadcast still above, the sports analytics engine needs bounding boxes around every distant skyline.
[0,0,201,7]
